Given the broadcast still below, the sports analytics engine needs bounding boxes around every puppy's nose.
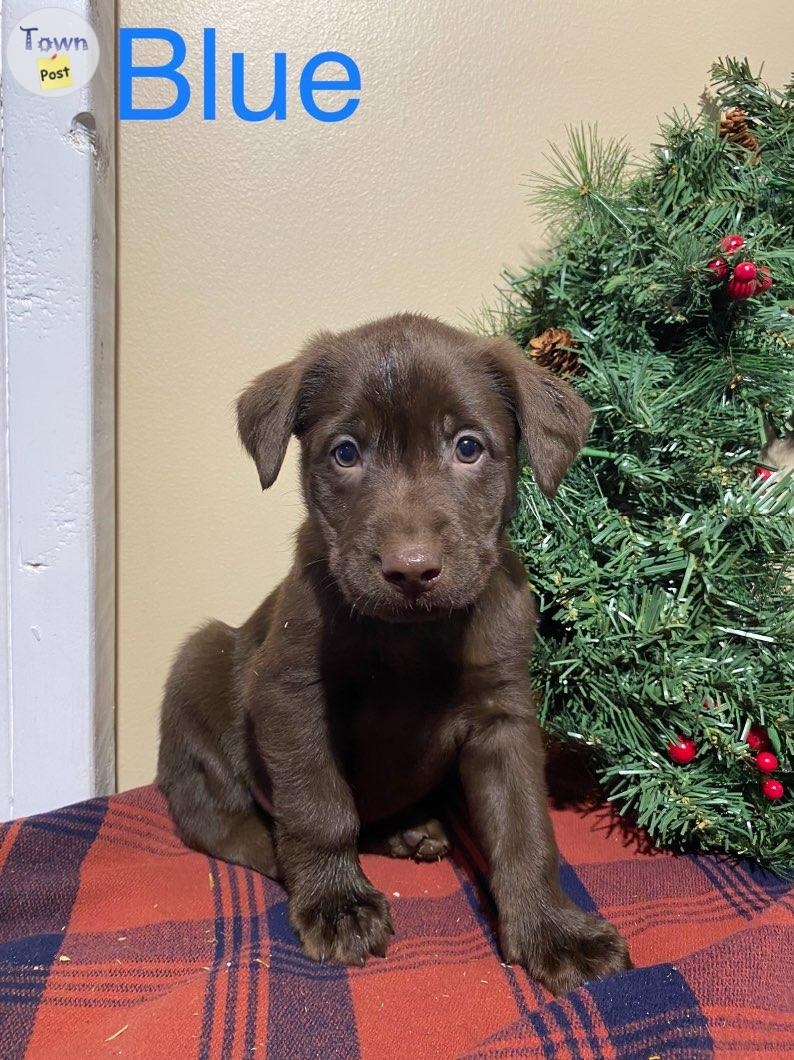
[381,545,442,596]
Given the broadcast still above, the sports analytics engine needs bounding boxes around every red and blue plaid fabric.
[0,784,790,1058]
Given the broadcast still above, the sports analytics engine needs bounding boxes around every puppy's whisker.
[302,557,328,571]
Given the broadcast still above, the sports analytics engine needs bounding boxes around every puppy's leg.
[248,674,393,966]
[161,751,279,878]
[459,701,631,996]
[158,621,278,878]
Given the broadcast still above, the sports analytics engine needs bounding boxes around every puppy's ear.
[237,334,330,489]
[486,337,592,497]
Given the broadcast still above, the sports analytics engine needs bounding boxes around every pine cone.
[527,328,585,376]
[719,108,760,157]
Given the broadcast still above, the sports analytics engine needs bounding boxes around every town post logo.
[7,9,99,97]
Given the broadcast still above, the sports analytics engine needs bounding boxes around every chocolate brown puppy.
[157,313,631,994]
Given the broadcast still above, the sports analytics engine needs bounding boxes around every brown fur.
[157,314,631,993]
[761,421,794,476]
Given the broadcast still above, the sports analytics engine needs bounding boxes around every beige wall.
[117,0,794,788]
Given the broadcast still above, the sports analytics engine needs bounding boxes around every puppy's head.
[238,314,590,620]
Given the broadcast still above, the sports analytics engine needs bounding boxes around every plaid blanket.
[0,784,790,1059]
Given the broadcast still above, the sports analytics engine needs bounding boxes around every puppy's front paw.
[502,907,631,996]
[290,884,393,966]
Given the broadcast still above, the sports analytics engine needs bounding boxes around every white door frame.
[0,1,115,818]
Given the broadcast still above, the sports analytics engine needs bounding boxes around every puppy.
[157,313,631,995]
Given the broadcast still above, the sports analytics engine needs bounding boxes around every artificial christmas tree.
[487,59,794,872]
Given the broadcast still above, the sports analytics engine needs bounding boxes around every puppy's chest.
[330,662,464,821]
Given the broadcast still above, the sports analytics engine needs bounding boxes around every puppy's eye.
[333,440,360,467]
[455,436,483,463]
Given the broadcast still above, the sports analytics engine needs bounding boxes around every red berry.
[706,258,729,281]
[761,779,784,801]
[702,695,715,709]
[755,466,773,481]
[726,277,755,300]
[755,266,773,293]
[746,726,769,751]
[719,234,745,254]
[668,736,697,764]
[733,261,757,282]
[756,752,779,773]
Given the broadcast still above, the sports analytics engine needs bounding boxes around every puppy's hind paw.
[383,818,452,862]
